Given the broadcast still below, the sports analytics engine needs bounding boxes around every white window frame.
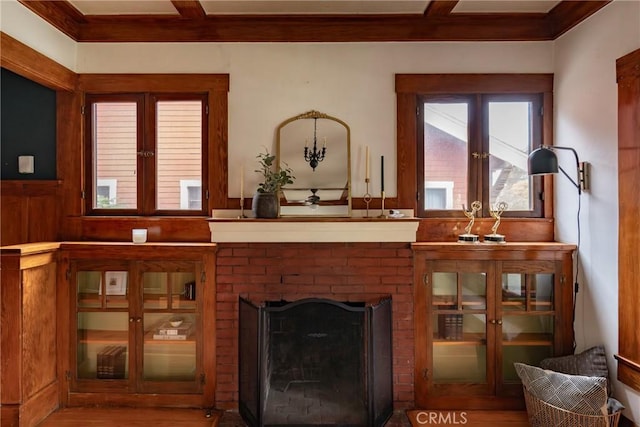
[425,181,454,210]
[179,179,202,210]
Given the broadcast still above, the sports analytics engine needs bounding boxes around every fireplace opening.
[239,297,393,427]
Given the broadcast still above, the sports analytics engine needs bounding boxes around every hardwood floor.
[37,408,530,427]
[37,407,221,427]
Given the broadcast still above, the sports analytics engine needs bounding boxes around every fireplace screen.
[239,297,392,427]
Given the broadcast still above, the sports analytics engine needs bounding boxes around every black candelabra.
[304,117,326,170]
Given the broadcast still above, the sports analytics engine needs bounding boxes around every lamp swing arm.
[549,146,582,193]
[533,145,589,194]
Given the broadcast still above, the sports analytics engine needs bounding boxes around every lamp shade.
[528,147,559,175]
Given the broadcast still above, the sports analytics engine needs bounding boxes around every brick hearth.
[214,242,415,411]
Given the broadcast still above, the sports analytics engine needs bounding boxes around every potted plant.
[252,150,295,218]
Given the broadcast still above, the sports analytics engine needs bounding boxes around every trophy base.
[458,234,480,243]
[484,234,506,244]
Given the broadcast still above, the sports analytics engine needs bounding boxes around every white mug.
[132,229,147,244]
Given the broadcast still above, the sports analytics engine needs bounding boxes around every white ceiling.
[65,0,563,16]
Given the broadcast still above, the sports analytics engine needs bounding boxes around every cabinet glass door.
[432,263,489,384]
[141,266,199,388]
[499,262,556,384]
[75,267,130,382]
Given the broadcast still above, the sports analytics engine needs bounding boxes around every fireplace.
[239,297,393,427]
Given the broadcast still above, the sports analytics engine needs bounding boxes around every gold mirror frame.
[276,110,352,217]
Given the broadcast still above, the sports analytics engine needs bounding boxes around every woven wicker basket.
[523,387,621,427]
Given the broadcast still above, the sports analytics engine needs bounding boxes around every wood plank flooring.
[37,408,530,427]
[37,407,221,427]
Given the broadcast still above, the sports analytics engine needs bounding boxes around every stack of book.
[97,345,126,379]
[153,320,194,340]
[438,313,463,340]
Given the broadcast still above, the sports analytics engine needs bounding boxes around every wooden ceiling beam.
[424,1,459,17]
[75,14,552,42]
[18,0,83,40]
[16,0,612,43]
[171,1,206,20]
[546,0,611,38]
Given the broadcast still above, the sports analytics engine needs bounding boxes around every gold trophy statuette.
[458,201,482,243]
[485,201,508,243]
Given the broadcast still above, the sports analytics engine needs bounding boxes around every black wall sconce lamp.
[528,145,590,194]
[529,145,588,352]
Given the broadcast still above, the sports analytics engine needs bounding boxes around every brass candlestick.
[238,196,246,219]
[363,178,372,218]
[378,191,387,218]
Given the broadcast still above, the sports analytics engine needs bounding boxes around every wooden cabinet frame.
[413,242,575,410]
[58,242,217,408]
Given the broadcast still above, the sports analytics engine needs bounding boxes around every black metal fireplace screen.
[239,297,393,427]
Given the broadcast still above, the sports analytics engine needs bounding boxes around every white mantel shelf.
[207,217,420,243]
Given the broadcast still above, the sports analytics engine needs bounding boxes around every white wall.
[74,41,553,198]
[554,0,640,424]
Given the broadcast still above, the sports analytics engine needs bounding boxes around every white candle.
[365,146,370,180]
[240,165,244,199]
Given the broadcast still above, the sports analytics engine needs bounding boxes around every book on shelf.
[97,345,126,379]
[438,313,463,340]
[153,321,194,340]
[151,333,191,340]
[155,321,194,335]
[183,280,196,301]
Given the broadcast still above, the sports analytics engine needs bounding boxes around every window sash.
[85,93,208,216]
[417,92,543,218]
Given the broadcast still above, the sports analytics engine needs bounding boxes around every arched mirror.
[277,110,351,216]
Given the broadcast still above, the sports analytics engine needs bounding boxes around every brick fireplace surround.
[214,242,415,413]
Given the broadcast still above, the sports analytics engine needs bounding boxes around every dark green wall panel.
[1,67,57,180]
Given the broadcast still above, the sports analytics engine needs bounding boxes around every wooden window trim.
[396,74,554,219]
[78,74,229,218]
[84,93,210,216]
[615,48,640,392]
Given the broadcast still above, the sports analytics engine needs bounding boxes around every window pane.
[488,102,533,210]
[93,103,137,209]
[156,101,203,210]
[424,103,468,210]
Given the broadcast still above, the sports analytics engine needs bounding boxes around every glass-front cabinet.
[414,243,575,410]
[62,243,215,405]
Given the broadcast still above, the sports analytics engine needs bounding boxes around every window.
[85,93,208,215]
[396,74,552,218]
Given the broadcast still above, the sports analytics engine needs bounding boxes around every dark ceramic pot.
[251,192,279,218]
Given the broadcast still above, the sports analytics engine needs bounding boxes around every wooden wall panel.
[22,263,57,399]
[0,181,62,246]
[416,218,554,242]
[1,195,26,246]
[0,244,60,427]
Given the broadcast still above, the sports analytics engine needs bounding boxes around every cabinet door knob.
[489,319,496,324]
[129,317,134,322]
[136,317,142,323]
[497,319,503,325]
